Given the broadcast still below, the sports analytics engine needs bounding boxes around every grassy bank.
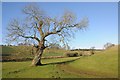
[60,46,118,78]
[2,46,67,59]
[2,45,118,78]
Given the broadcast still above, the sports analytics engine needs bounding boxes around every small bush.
[79,53,83,56]
[82,52,92,56]
[90,51,95,55]
[64,52,78,57]
[78,51,84,56]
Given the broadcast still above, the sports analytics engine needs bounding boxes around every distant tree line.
[70,48,103,51]
[1,44,15,46]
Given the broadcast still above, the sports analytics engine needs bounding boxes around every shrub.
[64,52,79,57]
[82,52,92,56]
[78,52,84,56]
[90,51,94,55]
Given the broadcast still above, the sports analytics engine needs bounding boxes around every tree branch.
[19,34,40,42]
[44,23,80,38]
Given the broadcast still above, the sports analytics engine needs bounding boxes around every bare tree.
[7,4,88,66]
[104,43,115,49]
[90,46,95,55]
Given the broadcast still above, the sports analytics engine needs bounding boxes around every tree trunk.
[31,48,43,66]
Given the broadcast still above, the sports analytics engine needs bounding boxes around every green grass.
[2,46,67,58]
[2,45,118,78]
[2,45,102,58]
[2,46,33,58]
[2,57,80,78]
[43,48,67,57]
[62,46,118,78]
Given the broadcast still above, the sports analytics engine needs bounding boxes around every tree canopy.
[6,4,89,66]
[7,4,88,47]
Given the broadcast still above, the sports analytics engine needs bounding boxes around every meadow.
[2,46,67,59]
[1,45,118,78]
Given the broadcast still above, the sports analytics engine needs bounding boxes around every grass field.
[1,45,101,59]
[2,45,118,78]
[59,46,118,78]
[2,57,80,78]
[2,46,67,58]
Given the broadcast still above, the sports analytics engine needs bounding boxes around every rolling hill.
[2,45,118,78]
[59,45,118,78]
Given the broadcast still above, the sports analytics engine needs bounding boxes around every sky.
[1,2,118,49]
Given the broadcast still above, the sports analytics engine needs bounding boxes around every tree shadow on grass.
[41,57,80,66]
